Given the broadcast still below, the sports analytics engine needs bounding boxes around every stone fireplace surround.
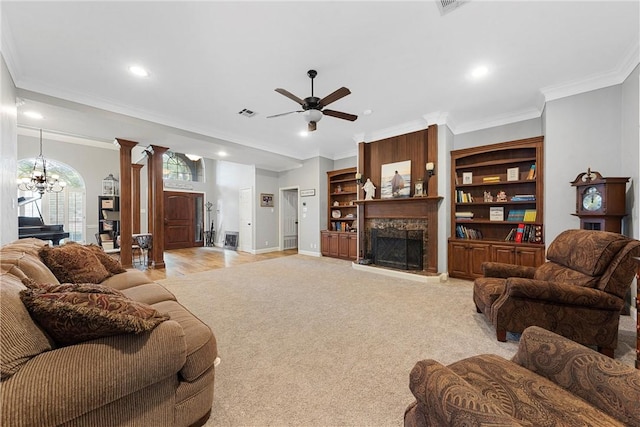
[366,219,427,270]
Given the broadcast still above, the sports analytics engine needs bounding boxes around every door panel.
[239,188,253,253]
[282,189,298,250]
[164,191,204,250]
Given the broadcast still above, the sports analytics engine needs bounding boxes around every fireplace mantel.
[355,196,442,219]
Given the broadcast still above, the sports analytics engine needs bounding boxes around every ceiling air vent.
[238,108,256,118]
[436,0,468,16]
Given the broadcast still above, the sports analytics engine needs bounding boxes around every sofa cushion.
[153,300,217,381]
[101,269,152,291]
[1,274,53,380]
[120,283,177,305]
[546,230,629,277]
[40,243,112,284]
[0,250,60,285]
[449,354,625,426]
[20,288,170,346]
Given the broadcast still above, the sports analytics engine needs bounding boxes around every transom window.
[162,152,203,182]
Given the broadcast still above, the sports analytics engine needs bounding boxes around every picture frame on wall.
[380,160,411,198]
[260,193,274,207]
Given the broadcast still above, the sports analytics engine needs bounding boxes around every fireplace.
[371,228,423,270]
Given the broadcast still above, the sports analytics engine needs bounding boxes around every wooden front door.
[164,191,204,250]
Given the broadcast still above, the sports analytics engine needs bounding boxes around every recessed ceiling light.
[470,65,489,79]
[299,130,309,137]
[23,111,44,119]
[128,65,149,77]
[217,151,228,157]
[363,109,373,116]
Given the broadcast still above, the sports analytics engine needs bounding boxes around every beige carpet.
[158,255,637,427]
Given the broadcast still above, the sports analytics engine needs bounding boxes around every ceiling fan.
[267,69,357,131]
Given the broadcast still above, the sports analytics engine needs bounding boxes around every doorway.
[164,191,204,250]
[281,188,298,250]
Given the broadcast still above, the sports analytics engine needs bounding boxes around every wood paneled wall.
[357,126,437,196]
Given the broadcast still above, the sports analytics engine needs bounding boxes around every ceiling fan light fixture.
[302,109,323,123]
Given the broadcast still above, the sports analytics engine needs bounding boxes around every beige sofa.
[405,326,640,426]
[1,238,217,427]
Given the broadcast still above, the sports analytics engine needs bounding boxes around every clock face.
[582,186,603,211]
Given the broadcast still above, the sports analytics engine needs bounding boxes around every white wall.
[210,160,254,247]
[544,85,624,243]
[255,168,279,252]
[0,54,18,245]
[453,118,543,151]
[333,156,356,170]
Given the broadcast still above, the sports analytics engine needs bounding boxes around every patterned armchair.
[473,229,640,357]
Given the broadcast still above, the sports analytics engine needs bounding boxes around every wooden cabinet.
[321,167,358,261]
[449,137,545,279]
[448,240,491,279]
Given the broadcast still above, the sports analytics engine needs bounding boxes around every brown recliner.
[473,229,640,357]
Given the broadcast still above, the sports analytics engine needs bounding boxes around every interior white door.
[282,189,298,250]
[239,187,253,253]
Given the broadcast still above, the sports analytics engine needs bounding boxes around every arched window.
[162,152,203,181]
[17,159,86,243]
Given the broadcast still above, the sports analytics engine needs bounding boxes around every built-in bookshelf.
[321,167,358,260]
[449,137,545,279]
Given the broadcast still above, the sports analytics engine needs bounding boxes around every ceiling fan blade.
[275,88,305,106]
[308,121,317,132]
[266,110,303,118]
[323,109,358,121]
[319,87,351,107]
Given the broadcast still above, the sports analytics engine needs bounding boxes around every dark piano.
[19,216,70,246]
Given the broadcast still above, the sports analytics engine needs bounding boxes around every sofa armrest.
[503,277,623,310]
[407,359,519,426]
[481,262,536,279]
[1,320,186,427]
[512,326,640,426]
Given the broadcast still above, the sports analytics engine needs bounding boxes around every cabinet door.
[448,241,470,278]
[348,234,358,260]
[321,232,330,256]
[492,244,516,265]
[468,242,491,277]
[329,233,339,257]
[338,234,350,258]
[515,246,545,267]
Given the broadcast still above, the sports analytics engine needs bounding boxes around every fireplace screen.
[371,228,423,270]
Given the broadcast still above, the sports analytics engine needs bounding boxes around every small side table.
[633,257,640,369]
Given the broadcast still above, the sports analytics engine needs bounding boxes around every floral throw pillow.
[20,289,169,346]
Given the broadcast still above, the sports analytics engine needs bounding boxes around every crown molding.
[450,107,542,135]
[541,40,639,102]
[18,125,118,150]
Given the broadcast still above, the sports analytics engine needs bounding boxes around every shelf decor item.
[102,174,119,196]
[507,167,520,181]
[462,172,473,184]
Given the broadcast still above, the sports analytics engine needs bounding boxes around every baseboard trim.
[298,249,321,257]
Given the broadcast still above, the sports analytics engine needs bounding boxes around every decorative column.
[131,163,144,234]
[114,138,138,269]
[147,145,169,269]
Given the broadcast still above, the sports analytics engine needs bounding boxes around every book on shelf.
[456,224,483,240]
[456,190,474,203]
[510,194,536,201]
[482,176,501,183]
[489,206,504,221]
[514,223,525,243]
[506,209,525,222]
[523,209,537,222]
[506,167,519,181]
[455,211,474,218]
[526,164,536,180]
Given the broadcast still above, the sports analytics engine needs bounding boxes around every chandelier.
[17,129,66,195]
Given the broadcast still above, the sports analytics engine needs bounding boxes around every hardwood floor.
[136,247,298,281]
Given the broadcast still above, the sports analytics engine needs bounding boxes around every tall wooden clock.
[570,169,629,233]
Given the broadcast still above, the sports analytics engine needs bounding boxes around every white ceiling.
[2,1,638,171]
